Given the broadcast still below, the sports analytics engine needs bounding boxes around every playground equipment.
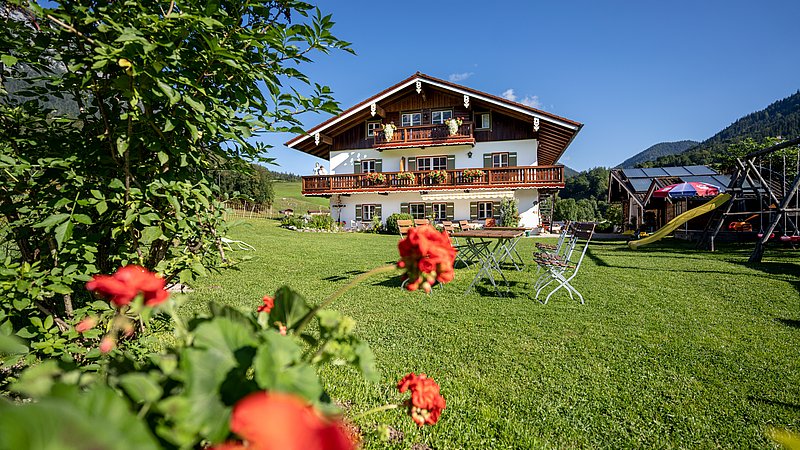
[628,194,731,249]
[700,137,800,262]
[727,213,759,232]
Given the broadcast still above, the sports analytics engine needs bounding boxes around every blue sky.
[264,0,800,175]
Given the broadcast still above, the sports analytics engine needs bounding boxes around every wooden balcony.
[302,165,565,196]
[373,123,475,149]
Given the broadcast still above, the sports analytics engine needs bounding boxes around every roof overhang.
[285,73,582,165]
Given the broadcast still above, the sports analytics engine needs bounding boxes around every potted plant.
[461,168,485,181]
[428,170,448,184]
[364,171,386,185]
[383,122,397,141]
[443,117,463,136]
[397,171,416,183]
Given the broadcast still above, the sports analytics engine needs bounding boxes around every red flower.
[75,317,97,333]
[397,373,446,426]
[258,295,274,313]
[228,392,354,450]
[99,336,116,354]
[397,225,457,293]
[86,265,168,307]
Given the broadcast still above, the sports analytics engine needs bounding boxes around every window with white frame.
[362,204,376,221]
[401,112,422,127]
[477,202,493,219]
[475,112,491,130]
[361,159,376,173]
[416,156,447,171]
[409,203,426,219]
[366,121,381,138]
[492,153,509,168]
[431,110,453,125]
[432,203,446,221]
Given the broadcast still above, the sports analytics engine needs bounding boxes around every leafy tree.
[0,0,351,340]
[218,164,274,206]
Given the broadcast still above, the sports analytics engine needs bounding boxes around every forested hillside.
[618,140,698,168]
[640,90,800,167]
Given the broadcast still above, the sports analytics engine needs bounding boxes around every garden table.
[484,227,531,269]
[452,229,525,296]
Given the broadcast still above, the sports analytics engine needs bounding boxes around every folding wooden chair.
[442,221,473,268]
[533,222,595,304]
[397,219,415,238]
[414,219,430,227]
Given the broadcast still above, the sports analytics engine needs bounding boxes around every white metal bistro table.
[452,229,525,296]
[483,226,532,270]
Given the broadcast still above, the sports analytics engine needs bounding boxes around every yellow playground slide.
[628,194,731,249]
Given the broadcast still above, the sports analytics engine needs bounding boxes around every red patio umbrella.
[652,182,720,199]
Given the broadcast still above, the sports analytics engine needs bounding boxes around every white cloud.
[520,95,542,109]
[448,72,474,82]
[501,89,542,109]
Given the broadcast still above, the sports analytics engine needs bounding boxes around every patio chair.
[533,222,595,304]
[414,219,430,227]
[458,220,472,231]
[442,221,474,268]
[397,219,415,238]
[220,237,256,251]
[484,218,497,228]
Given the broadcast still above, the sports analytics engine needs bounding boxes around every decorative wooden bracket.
[415,80,422,94]
[370,103,385,118]
[533,117,540,132]
[314,132,332,146]
[463,95,470,109]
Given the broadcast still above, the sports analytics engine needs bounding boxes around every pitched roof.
[285,72,583,165]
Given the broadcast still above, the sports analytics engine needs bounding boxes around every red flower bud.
[99,336,116,354]
[75,317,97,333]
[258,295,274,313]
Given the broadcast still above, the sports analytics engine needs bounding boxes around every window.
[416,156,447,171]
[401,112,422,127]
[475,112,491,130]
[409,203,426,220]
[477,202,493,219]
[362,204,376,221]
[361,159,376,173]
[492,153,509,168]
[431,110,453,125]
[366,121,381,138]
[432,203,447,221]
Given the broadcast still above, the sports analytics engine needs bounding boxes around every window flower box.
[428,170,448,184]
[461,169,485,181]
[397,172,416,182]
[443,117,463,136]
[363,172,386,185]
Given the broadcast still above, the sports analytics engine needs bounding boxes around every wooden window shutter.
[483,154,492,168]
[470,202,478,220]
[446,155,455,170]
[354,161,362,174]
[376,159,383,172]
[375,204,382,220]
[509,152,517,167]
[408,157,416,172]
[355,204,362,221]
[446,203,454,221]
[425,203,433,219]
[400,202,409,214]
[492,202,499,218]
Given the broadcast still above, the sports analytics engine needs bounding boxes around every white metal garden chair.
[532,222,595,304]
[220,237,256,251]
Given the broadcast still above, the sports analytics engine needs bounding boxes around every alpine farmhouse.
[286,73,583,228]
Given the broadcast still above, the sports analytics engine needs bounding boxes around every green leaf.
[268,286,311,331]
[140,226,163,244]
[11,360,61,398]
[184,96,206,114]
[46,283,73,295]
[157,151,169,165]
[54,220,74,249]
[118,373,163,404]
[1,54,18,66]
[0,334,28,355]
[157,81,180,106]
[33,213,69,229]
[354,341,380,382]
[96,200,108,215]
[253,332,322,401]
[72,214,93,225]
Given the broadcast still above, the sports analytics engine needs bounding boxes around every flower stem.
[353,403,400,419]
[296,265,397,333]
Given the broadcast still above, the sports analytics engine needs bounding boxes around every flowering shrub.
[397,225,457,293]
[397,171,416,182]
[462,168,485,180]
[363,172,386,184]
[443,117,463,135]
[428,170,448,184]
[382,123,397,141]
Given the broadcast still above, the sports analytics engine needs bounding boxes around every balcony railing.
[302,165,564,195]
[373,122,474,149]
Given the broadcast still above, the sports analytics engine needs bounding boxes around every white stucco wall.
[329,189,540,228]
[328,139,538,174]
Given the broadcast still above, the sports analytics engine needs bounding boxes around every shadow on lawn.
[775,318,800,329]
[322,269,368,283]
[748,395,800,411]
[728,260,800,294]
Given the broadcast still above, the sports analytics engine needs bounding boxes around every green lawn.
[185,220,800,449]
[272,180,329,215]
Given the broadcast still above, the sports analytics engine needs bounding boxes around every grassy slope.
[185,221,800,449]
[272,180,329,214]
